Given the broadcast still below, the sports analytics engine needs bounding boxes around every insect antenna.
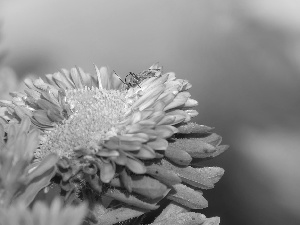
[113,70,132,90]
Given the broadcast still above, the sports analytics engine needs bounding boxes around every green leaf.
[146,164,182,186]
[164,147,192,166]
[191,145,229,166]
[125,157,146,174]
[33,110,53,126]
[111,175,168,199]
[167,184,208,209]
[94,205,146,225]
[161,159,224,189]
[168,138,216,159]
[152,212,207,225]
[152,203,188,223]
[199,133,222,146]
[104,189,159,210]
[202,217,220,225]
[177,122,214,134]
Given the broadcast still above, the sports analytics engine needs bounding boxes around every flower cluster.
[0,64,227,225]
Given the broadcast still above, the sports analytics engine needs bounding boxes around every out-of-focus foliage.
[0,198,87,225]
[0,117,88,225]
[0,117,58,207]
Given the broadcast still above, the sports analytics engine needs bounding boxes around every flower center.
[37,87,129,159]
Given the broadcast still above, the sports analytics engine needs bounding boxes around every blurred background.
[1,0,300,224]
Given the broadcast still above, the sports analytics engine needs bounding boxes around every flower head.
[0,63,227,224]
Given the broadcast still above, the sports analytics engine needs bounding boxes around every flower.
[0,117,58,208]
[0,198,87,225]
[0,64,228,224]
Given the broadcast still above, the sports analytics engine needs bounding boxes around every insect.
[114,67,162,89]
[124,72,142,88]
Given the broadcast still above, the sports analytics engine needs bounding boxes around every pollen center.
[37,87,129,159]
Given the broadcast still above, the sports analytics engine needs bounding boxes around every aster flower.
[0,64,228,224]
[0,117,58,207]
[0,198,87,225]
